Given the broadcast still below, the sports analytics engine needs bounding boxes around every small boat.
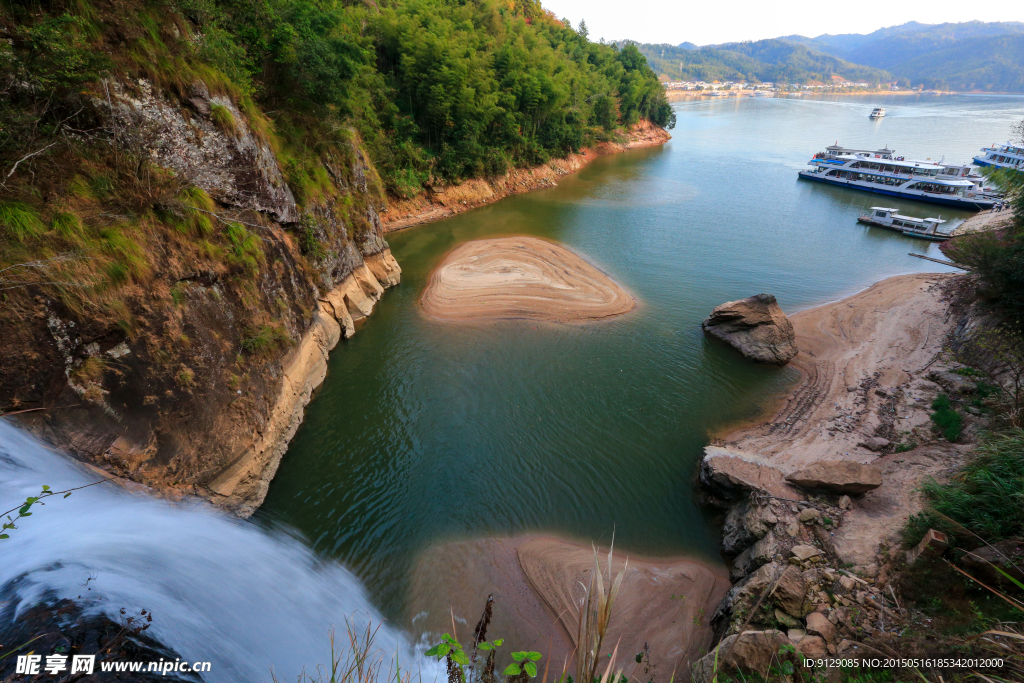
[869,107,886,119]
[857,207,950,241]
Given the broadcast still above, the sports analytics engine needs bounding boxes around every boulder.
[798,508,821,524]
[702,294,798,365]
[796,635,827,659]
[701,447,804,501]
[732,534,779,580]
[805,612,835,643]
[928,369,977,394]
[692,631,793,683]
[859,437,890,452]
[838,495,852,510]
[961,539,1024,586]
[785,461,883,495]
[790,545,821,562]
[722,502,779,555]
[775,565,813,618]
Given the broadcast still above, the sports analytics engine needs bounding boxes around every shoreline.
[713,272,967,564]
[666,89,954,102]
[379,120,671,232]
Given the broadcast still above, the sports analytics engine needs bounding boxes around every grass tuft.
[931,394,963,442]
[0,202,46,241]
[240,323,290,356]
[52,211,86,243]
[210,102,239,138]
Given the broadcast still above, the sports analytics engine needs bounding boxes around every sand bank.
[408,535,729,679]
[420,237,636,323]
[718,273,970,563]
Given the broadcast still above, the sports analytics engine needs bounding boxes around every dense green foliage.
[183,0,673,195]
[0,0,672,202]
[908,429,1024,545]
[632,39,888,85]
[785,21,1024,92]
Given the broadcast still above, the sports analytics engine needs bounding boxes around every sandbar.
[420,237,636,322]
[407,535,729,678]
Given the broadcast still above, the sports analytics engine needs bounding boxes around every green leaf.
[20,512,31,517]
[512,652,526,662]
[493,639,504,647]
[478,642,493,651]
[503,664,521,676]
[526,653,542,662]
[443,634,458,644]
[451,650,469,666]
[524,662,537,678]
[426,643,450,659]
[18,505,31,515]
[41,485,50,491]
[64,492,72,498]
[0,534,8,539]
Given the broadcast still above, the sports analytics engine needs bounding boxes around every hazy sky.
[542,0,1024,45]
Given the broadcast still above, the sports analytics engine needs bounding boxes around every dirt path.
[720,273,972,563]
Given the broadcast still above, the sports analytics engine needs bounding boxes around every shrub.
[931,394,963,442]
[240,324,290,355]
[911,429,1024,545]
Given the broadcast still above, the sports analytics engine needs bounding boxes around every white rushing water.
[0,420,434,683]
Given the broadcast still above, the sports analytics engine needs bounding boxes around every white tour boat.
[869,107,886,119]
[799,144,997,210]
[973,141,1024,172]
[857,207,950,241]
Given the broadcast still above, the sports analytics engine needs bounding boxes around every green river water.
[258,94,1022,626]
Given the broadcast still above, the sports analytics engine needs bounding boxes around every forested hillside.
[631,39,888,85]
[1,0,673,200]
[782,21,1024,92]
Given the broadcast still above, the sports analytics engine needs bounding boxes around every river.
[2,94,1020,679]
[260,94,1022,624]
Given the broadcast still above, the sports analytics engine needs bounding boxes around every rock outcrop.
[4,77,401,516]
[785,461,883,495]
[692,630,793,683]
[701,446,805,502]
[702,294,798,365]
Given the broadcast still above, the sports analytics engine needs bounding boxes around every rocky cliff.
[1,77,400,515]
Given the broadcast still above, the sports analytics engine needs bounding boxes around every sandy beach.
[420,237,636,323]
[408,535,730,679]
[718,273,971,563]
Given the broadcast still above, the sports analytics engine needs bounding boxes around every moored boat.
[869,107,885,119]
[973,141,1024,172]
[857,207,951,241]
[799,144,997,210]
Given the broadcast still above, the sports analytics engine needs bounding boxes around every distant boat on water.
[869,107,886,119]
[973,141,1024,172]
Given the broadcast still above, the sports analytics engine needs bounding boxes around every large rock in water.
[702,294,798,365]
[785,460,883,495]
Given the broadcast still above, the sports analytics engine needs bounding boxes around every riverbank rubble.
[695,272,1001,680]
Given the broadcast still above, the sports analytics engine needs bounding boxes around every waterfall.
[0,420,429,682]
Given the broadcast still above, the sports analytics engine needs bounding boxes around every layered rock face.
[702,294,798,365]
[4,78,400,515]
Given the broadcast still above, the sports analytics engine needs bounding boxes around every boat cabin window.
[874,211,888,218]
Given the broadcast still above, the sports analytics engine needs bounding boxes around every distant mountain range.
[631,21,1024,92]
